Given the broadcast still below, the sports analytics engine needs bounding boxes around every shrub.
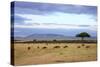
[82,44,85,46]
[59,53,63,55]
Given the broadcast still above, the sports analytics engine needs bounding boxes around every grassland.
[12,42,97,66]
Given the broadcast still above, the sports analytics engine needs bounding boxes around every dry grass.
[13,43,97,66]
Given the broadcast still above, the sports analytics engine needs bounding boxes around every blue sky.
[11,1,97,37]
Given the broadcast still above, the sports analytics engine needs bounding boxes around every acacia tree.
[76,32,90,45]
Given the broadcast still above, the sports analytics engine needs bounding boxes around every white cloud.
[14,23,97,31]
[15,12,97,31]
[15,24,80,29]
[16,12,96,25]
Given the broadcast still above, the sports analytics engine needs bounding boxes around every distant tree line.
[14,39,97,43]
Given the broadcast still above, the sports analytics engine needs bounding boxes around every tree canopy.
[76,32,90,38]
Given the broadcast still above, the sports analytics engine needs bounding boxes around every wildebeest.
[63,46,68,48]
[27,46,31,50]
[85,46,90,48]
[37,46,39,48]
[54,46,60,48]
[42,46,47,49]
[77,46,81,48]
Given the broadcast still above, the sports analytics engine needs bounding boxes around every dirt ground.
[12,43,97,66]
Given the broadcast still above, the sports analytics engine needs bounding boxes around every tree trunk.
[81,37,85,46]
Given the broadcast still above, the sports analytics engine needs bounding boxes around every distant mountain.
[14,34,97,41]
[25,34,67,40]
[14,37,24,40]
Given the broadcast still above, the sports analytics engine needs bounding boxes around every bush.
[59,53,63,55]
[82,44,85,46]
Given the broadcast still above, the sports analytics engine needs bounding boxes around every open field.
[12,42,97,66]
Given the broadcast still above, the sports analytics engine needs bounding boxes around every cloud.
[14,12,97,31]
[14,22,97,31]
[15,7,51,15]
[11,15,32,24]
[16,12,97,25]
[13,1,97,15]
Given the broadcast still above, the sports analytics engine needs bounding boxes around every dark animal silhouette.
[42,47,47,49]
[86,46,90,48]
[27,47,31,50]
[77,46,81,48]
[63,46,68,48]
[54,46,60,48]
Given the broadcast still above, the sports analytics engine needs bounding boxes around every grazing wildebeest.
[85,46,90,48]
[27,46,31,50]
[77,46,81,48]
[54,46,60,48]
[37,46,39,48]
[42,47,47,49]
[63,46,68,48]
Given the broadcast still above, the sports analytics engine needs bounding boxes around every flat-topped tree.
[76,32,91,45]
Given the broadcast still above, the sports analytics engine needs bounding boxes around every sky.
[11,1,97,37]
